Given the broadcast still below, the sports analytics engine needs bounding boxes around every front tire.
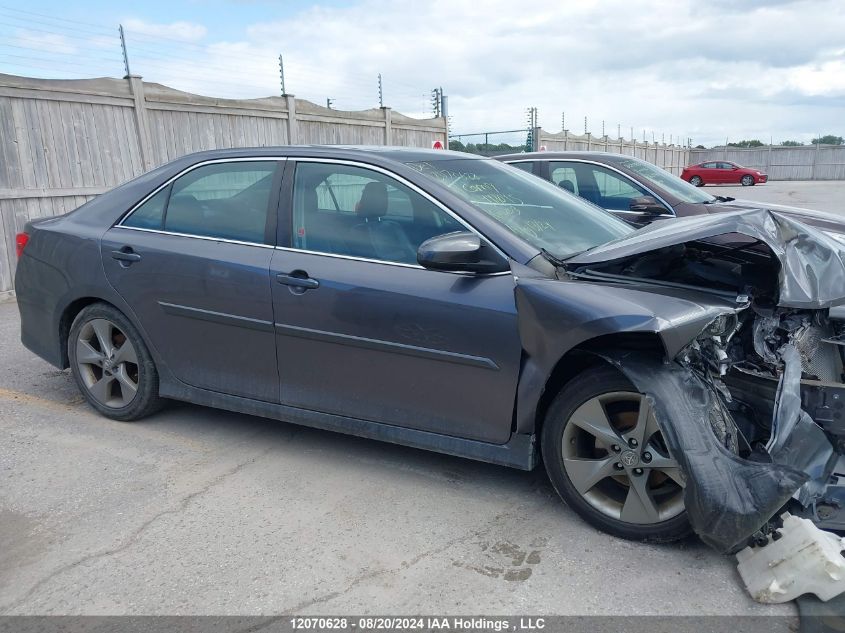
[740,175,754,186]
[689,175,703,187]
[541,365,691,543]
[68,303,164,421]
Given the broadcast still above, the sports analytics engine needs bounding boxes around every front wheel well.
[58,298,117,368]
[533,332,667,440]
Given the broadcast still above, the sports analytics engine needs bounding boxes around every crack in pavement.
[1,444,276,614]
[280,500,539,614]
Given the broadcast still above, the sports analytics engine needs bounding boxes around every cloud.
[229,0,845,144]
[7,0,841,146]
[121,18,208,42]
[13,30,78,55]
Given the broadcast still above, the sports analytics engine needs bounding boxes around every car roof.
[164,145,485,166]
[494,151,646,163]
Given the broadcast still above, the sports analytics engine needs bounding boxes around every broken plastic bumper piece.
[736,513,845,603]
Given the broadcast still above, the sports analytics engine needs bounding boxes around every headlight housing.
[700,313,738,338]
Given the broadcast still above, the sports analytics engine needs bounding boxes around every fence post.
[563,129,569,151]
[285,95,298,145]
[382,107,392,145]
[126,75,153,171]
[586,132,591,151]
[812,141,820,179]
[767,142,773,177]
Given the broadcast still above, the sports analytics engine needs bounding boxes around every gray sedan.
[497,151,845,235]
[14,146,845,552]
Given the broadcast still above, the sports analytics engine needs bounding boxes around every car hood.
[712,199,845,233]
[566,208,845,309]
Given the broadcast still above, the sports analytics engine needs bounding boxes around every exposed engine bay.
[565,230,845,552]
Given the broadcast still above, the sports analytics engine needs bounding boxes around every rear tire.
[741,175,754,186]
[68,303,164,421]
[689,175,703,187]
[541,365,691,543]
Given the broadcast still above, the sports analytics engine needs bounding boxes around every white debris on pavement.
[736,512,845,603]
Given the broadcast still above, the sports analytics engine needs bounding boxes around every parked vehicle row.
[15,146,845,553]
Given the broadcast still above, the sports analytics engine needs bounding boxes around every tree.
[449,140,526,156]
[727,139,764,148]
[781,140,803,146]
[695,144,706,149]
[812,135,844,145]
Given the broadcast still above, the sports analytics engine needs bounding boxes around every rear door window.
[164,161,278,243]
[122,188,169,230]
[122,161,280,244]
[548,163,579,195]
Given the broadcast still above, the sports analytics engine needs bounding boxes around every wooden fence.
[689,145,845,180]
[0,73,448,297]
[535,129,691,175]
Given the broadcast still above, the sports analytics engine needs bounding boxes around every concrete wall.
[0,73,449,296]
[689,145,845,181]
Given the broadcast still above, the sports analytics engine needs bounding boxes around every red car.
[681,161,768,187]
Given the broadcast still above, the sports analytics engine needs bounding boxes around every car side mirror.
[417,231,509,274]
[629,196,666,215]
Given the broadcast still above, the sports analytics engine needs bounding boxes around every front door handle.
[111,248,142,265]
[276,271,319,290]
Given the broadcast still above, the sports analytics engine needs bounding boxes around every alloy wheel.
[75,318,140,408]
[690,176,702,186]
[741,175,754,186]
[561,392,685,525]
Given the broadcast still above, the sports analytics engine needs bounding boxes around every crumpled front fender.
[598,351,809,553]
[513,275,743,435]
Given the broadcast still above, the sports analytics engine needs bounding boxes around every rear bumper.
[15,252,67,369]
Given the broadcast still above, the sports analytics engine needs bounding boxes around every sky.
[1,0,844,147]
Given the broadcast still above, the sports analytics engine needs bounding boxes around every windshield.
[617,157,716,204]
[405,158,633,258]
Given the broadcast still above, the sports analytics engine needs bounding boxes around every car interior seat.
[350,182,417,263]
[557,179,576,193]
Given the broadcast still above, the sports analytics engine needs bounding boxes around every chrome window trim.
[273,246,512,277]
[113,225,276,249]
[275,245,424,269]
[288,157,510,261]
[115,157,288,239]
[505,157,677,217]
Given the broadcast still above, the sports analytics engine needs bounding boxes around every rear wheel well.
[58,298,114,368]
[533,332,666,441]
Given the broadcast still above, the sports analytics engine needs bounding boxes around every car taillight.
[15,233,29,259]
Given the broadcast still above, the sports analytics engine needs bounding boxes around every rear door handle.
[276,272,319,290]
[111,248,142,264]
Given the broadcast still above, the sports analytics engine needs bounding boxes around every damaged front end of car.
[563,209,845,553]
